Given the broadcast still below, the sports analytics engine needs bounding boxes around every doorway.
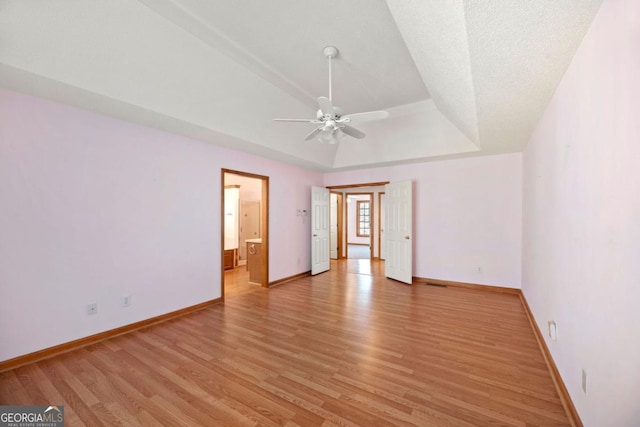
[346,193,374,259]
[221,169,269,299]
[326,182,388,260]
[322,181,412,283]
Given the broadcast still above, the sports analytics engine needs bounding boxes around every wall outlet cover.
[87,303,98,315]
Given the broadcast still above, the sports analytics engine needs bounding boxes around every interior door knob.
[404,236,410,240]
[313,234,318,237]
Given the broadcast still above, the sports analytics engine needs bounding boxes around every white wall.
[0,89,323,361]
[223,187,239,250]
[325,153,522,288]
[522,1,640,425]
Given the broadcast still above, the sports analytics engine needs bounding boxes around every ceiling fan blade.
[273,118,320,123]
[317,97,334,116]
[340,125,366,139]
[340,110,389,124]
[304,127,323,141]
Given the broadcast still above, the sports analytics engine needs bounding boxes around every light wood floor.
[224,263,263,298]
[0,260,570,426]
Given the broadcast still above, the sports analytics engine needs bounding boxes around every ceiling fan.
[273,46,389,144]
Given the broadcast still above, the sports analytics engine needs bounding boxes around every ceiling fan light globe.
[317,130,334,143]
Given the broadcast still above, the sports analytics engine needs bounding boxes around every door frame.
[330,191,344,259]
[221,169,269,300]
[327,182,389,259]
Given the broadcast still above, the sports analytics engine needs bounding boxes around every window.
[357,200,371,237]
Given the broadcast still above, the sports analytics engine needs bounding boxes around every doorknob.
[313,234,318,237]
[404,236,410,240]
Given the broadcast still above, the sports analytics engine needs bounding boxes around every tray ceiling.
[0,0,602,171]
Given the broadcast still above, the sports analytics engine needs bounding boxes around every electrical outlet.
[582,369,587,394]
[120,295,131,308]
[87,303,98,315]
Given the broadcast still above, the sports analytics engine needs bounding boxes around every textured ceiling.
[0,0,602,171]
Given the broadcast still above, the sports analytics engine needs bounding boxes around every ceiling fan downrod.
[323,46,338,102]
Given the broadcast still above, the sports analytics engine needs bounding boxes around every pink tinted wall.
[325,153,523,288]
[0,89,323,361]
[522,1,640,424]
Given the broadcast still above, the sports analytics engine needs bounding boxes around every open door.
[311,186,330,275]
[384,180,412,284]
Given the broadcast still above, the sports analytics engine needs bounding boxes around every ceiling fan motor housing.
[316,106,343,120]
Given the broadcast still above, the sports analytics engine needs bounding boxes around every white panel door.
[385,181,413,284]
[311,186,330,275]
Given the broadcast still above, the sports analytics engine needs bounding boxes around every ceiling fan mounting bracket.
[323,46,338,59]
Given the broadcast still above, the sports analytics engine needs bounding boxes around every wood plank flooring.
[223,262,264,298]
[0,260,570,426]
